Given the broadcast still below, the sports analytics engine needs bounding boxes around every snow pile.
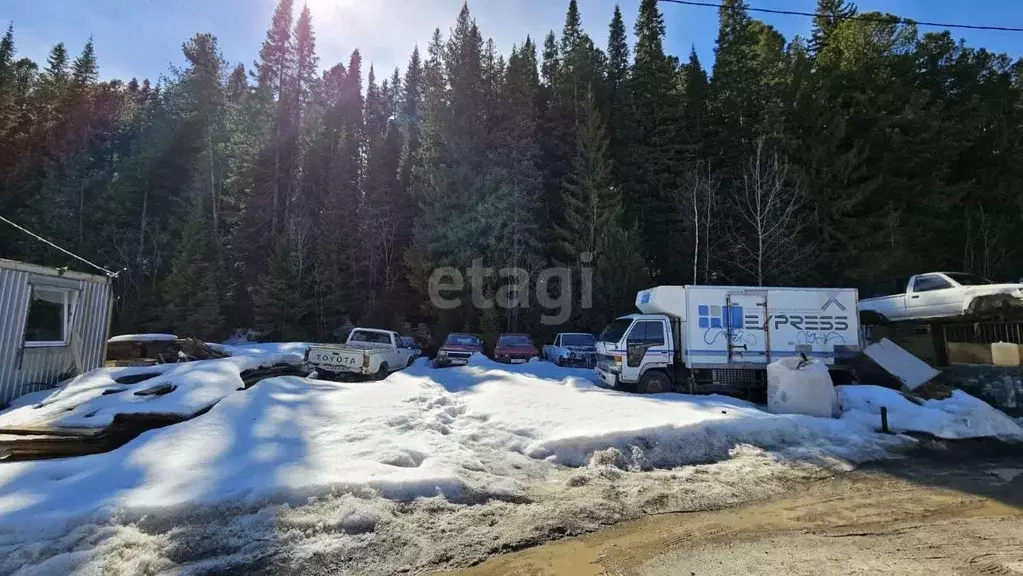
[0,351,303,430]
[107,333,178,343]
[839,385,1023,442]
[435,356,883,469]
[219,341,311,358]
[0,349,1020,564]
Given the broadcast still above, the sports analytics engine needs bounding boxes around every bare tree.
[963,204,1010,280]
[729,136,813,286]
[677,161,720,285]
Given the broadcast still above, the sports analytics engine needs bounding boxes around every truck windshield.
[498,334,533,347]
[445,334,480,347]
[349,330,392,344]
[945,273,995,286]
[598,319,633,343]
[562,334,595,347]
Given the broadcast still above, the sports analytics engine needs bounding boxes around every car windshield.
[444,334,480,347]
[598,319,633,343]
[945,273,995,286]
[498,334,533,347]
[349,330,391,344]
[562,334,595,347]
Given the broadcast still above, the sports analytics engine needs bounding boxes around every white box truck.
[595,286,861,394]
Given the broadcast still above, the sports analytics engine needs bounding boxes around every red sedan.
[435,333,484,367]
[493,333,539,364]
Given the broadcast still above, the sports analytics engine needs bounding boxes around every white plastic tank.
[635,286,687,318]
[766,356,838,418]
[991,342,1020,367]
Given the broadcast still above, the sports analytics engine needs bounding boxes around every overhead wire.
[657,0,1023,33]
[0,214,119,278]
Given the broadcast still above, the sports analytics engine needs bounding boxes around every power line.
[0,214,119,278]
[658,0,1023,33]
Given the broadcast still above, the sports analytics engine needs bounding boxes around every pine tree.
[253,234,307,340]
[623,0,683,282]
[557,91,645,329]
[811,0,857,54]
[605,4,629,180]
[71,38,97,86]
[45,43,69,84]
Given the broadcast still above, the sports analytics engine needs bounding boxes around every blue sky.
[2,0,1022,83]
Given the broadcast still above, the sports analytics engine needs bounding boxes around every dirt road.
[448,442,1023,576]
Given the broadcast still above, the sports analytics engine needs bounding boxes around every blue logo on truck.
[698,305,744,330]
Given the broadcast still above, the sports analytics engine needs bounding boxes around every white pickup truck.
[541,333,597,367]
[859,272,1023,323]
[305,328,416,380]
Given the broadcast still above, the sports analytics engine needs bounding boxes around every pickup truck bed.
[306,328,415,380]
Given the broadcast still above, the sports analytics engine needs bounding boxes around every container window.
[24,287,70,346]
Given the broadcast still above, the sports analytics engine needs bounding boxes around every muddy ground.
[447,440,1023,576]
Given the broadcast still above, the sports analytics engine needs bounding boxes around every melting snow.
[0,349,1020,574]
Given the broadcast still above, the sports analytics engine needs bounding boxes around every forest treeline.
[1,0,1022,343]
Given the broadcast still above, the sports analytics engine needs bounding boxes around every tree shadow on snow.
[0,374,344,573]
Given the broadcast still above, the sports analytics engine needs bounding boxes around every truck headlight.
[438,350,448,357]
[611,355,622,373]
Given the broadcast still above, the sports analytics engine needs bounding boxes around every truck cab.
[596,313,677,393]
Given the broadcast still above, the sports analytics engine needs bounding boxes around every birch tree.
[729,136,812,285]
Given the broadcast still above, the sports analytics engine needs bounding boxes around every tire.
[554,356,563,367]
[376,362,390,381]
[406,356,415,368]
[859,311,889,326]
[637,370,671,394]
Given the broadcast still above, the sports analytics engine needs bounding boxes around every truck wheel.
[554,356,563,367]
[376,362,390,381]
[637,370,670,394]
[406,356,415,368]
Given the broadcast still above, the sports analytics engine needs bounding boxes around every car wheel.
[376,362,390,381]
[637,370,670,394]
[406,356,415,368]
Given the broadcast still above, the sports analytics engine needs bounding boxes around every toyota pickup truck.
[859,272,1023,323]
[306,328,415,380]
[542,332,597,367]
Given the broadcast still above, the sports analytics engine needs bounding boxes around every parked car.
[493,333,539,364]
[401,336,423,362]
[305,328,415,380]
[542,332,597,367]
[435,333,484,367]
[859,272,1023,323]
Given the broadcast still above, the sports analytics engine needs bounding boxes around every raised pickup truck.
[541,332,597,367]
[859,272,1023,323]
[306,328,416,380]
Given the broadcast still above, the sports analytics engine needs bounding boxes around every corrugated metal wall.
[0,261,112,406]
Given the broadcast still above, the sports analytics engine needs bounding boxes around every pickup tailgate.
[307,345,365,372]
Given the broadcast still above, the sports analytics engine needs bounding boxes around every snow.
[0,351,304,430]
[107,333,178,343]
[839,385,1023,442]
[0,348,1020,574]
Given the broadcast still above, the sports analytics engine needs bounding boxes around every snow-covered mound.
[839,385,1023,442]
[0,349,1019,534]
[107,333,178,343]
[0,351,304,430]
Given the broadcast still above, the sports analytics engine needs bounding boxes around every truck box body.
[635,285,861,368]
